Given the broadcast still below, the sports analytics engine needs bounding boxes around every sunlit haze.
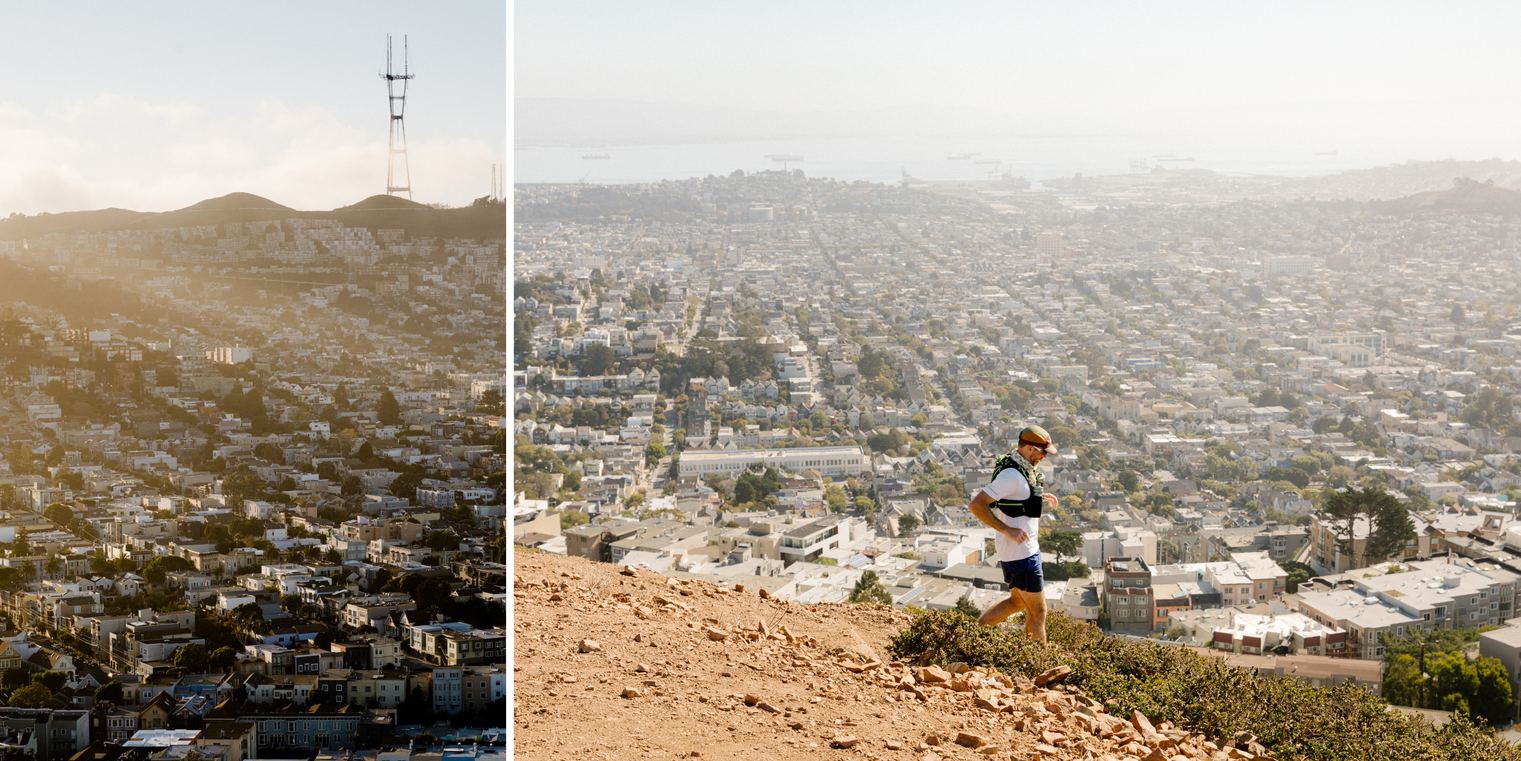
[516,1,1521,180]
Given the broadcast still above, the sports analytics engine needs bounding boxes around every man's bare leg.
[978,588,1046,642]
[978,593,1026,627]
[1017,587,1047,642]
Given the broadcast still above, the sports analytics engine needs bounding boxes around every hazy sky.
[517,2,1521,155]
[0,3,505,215]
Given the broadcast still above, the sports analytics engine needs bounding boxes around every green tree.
[583,344,615,376]
[377,387,402,426]
[9,683,50,708]
[854,496,876,518]
[824,484,848,513]
[953,594,982,619]
[1267,467,1310,489]
[558,509,590,530]
[95,680,124,707]
[306,687,330,706]
[388,468,426,501]
[53,468,83,490]
[42,503,73,529]
[6,445,32,475]
[644,442,666,467]
[847,570,892,605]
[230,602,264,627]
[1278,560,1313,593]
[897,514,920,535]
[1473,655,1514,725]
[400,685,435,726]
[141,555,193,586]
[1044,560,1091,581]
[1323,486,1415,568]
[172,642,208,674]
[1047,425,1081,449]
[341,476,364,497]
[423,530,461,552]
[30,671,67,692]
[208,646,239,672]
[477,388,505,416]
[221,468,267,506]
[1118,470,1140,492]
[1040,528,1083,560]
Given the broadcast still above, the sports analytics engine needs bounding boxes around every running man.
[966,425,1058,641]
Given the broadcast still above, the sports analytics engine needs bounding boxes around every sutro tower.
[381,34,415,200]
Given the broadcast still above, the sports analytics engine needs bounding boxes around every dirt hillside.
[513,553,1271,761]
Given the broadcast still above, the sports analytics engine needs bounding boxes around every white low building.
[678,446,869,480]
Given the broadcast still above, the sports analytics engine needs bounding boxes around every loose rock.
[1034,665,1072,686]
[955,732,990,749]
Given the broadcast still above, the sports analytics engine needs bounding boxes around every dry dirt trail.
[513,552,1271,761]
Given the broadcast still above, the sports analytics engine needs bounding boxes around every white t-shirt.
[984,465,1040,562]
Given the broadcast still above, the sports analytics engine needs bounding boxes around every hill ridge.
[175,191,292,212]
[1376,176,1521,215]
[0,194,505,241]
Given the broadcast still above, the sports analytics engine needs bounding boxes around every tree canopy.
[848,570,892,605]
[1040,528,1083,560]
[1323,486,1415,568]
[172,642,208,674]
[8,683,50,708]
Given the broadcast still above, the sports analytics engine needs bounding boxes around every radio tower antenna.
[382,34,415,200]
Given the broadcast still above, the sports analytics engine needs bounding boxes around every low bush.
[887,609,1518,761]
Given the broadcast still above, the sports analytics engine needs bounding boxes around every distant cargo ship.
[582,154,610,159]
[948,154,973,160]
[1157,156,1194,162]
[766,154,804,162]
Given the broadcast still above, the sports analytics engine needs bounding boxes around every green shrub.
[887,609,1518,761]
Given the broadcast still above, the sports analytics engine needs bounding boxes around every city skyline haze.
[516,1,1521,169]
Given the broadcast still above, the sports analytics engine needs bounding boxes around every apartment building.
[1297,559,1517,659]
[1103,557,1155,633]
[1478,624,1521,722]
[678,446,869,480]
[778,517,853,566]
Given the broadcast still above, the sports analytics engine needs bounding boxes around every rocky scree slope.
[513,552,1280,761]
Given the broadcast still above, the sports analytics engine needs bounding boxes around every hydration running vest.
[989,452,1044,519]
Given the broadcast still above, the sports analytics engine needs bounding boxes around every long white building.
[679,446,868,480]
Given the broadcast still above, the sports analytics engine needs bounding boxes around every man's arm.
[968,491,1028,545]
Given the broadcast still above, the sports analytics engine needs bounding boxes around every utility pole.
[381,35,415,200]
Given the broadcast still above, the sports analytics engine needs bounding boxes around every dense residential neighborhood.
[515,167,1521,726]
[0,196,511,760]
